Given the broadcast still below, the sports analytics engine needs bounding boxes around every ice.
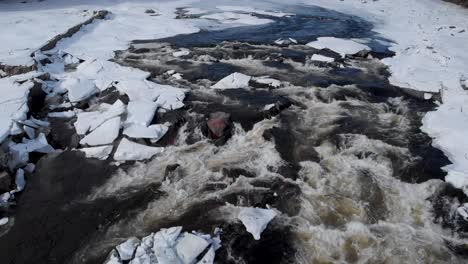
[173,50,190,57]
[114,138,164,161]
[23,126,35,139]
[24,163,36,174]
[116,237,141,261]
[201,12,273,26]
[176,233,209,264]
[61,78,98,102]
[8,133,54,169]
[126,101,158,127]
[212,72,252,89]
[253,77,281,88]
[0,78,33,143]
[104,250,123,264]
[238,207,277,240]
[80,117,121,146]
[79,145,113,160]
[123,124,168,141]
[107,226,220,264]
[48,111,76,118]
[196,246,215,264]
[457,203,468,221]
[217,5,294,17]
[0,217,8,226]
[74,100,125,135]
[311,54,335,63]
[264,104,275,111]
[15,168,26,192]
[307,37,370,58]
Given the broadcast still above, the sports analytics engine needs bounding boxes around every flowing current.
[1,3,467,264]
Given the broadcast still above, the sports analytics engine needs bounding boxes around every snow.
[238,207,277,240]
[123,124,168,141]
[311,54,335,63]
[299,0,468,196]
[201,12,273,26]
[79,145,113,160]
[216,5,294,17]
[113,138,164,161]
[307,37,370,58]
[212,72,252,89]
[107,226,221,264]
[61,78,98,102]
[0,6,93,66]
[80,117,121,146]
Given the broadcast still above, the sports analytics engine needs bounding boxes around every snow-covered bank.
[298,0,468,194]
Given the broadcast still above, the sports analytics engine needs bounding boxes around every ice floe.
[212,72,251,89]
[105,226,221,264]
[0,78,33,143]
[201,12,273,26]
[238,207,277,240]
[79,145,113,160]
[123,124,168,141]
[311,54,335,63]
[307,37,370,58]
[80,117,121,146]
[113,138,163,161]
[126,101,158,127]
[74,100,125,135]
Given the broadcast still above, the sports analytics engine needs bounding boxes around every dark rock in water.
[222,168,256,179]
[203,112,232,145]
[27,82,46,117]
[0,171,11,193]
[217,223,296,264]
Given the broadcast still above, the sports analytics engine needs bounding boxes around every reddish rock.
[206,112,231,139]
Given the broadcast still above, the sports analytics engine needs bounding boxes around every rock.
[0,171,11,193]
[206,112,231,140]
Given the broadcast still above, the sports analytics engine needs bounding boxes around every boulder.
[206,112,231,139]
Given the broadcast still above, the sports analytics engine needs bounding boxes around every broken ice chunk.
[123,124,168,140]
[311,54,335,63]
[212,72,251,89]
[126,101,158,127]
[173,50,190,57]
[307,37,370,58]
[104,249,123,264]
[23,125,35,139]
[79,145,113,160]
[80,117,121,146]
[197,246,215,264]
[457,203,468,221]
[62,78,98,102]
[15,168,25,192]
[8,133,54,169]
[238,207,277,240]
[113,138,164,161]
[0,217,8,226]
[116,237,141,261]
[48,110,76,118]
[74,100,125,135]
[176,233,210,264]
[253,77,281,88]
